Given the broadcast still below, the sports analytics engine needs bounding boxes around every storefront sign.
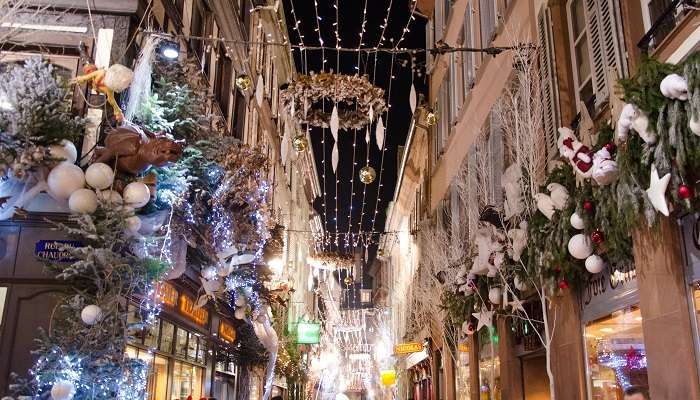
[394,342,423,354]
[155,282,178,307]
[34,240,83,263]
[296,322,321,344]
[219,321,236,343]
[457,342,470,353]
[581,263,638,321]
[179,294,209,325]
[380,370,397,386]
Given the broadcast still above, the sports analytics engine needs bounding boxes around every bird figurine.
[547,183,569,210]
[534,192,556,220]
[507,221,528,262]
[617,103,656,144]
[660,73,688,101]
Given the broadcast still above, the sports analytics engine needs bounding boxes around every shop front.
[580,263,647,399]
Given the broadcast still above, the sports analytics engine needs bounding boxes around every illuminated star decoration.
[645,164,671,216]
[472,308,495,331]
[509,297,525,313]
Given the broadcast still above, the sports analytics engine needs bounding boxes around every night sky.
[282,0,426,273]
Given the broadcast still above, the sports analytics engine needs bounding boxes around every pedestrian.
[623,386,649,400]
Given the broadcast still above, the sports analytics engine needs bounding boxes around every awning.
[404,349,429,370]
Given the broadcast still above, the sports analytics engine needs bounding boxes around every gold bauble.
[359,166,376,184]
[426,109,438,127]
[292,134,308,152]
[344,276,353,285]
[377,248,384,257]
[235,74,252,91]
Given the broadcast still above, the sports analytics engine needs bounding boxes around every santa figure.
[558,127,593,177]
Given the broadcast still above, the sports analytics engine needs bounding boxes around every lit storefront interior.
[584,306,647,399]
[456,340,471,400]
[478,327,501,400]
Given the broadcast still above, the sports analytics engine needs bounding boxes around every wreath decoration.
[307,251,355,270]
[280,72,386,130]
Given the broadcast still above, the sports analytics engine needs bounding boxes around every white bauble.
[80,304,103,325]
[234,296,247,307]
[68,189,98,214]
[97,189,123,205]
[49,140,77,164]
[104,64,134,92]
[85,163,114,190]
[122,182,150,208]
[570,213,585,230]
[514,275,528,291]
[568,234,593,260]
[202,266,217,280]
[124,215,142,233]
[234,307,246,320]
[50,380,76,400]
[585,255,606,274]
[47,162,86,200]
[488,287,502,305]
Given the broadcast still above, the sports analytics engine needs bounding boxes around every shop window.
[187,332,199,360]
[172,360,204,400]
[175,327,189,358]
[584,306,648,399]
[125,346,168,400]
[196,339,207,364]
[478,327,501,399]
[160,320,175,353]
[456,340,471,400]
[144,319,160,349]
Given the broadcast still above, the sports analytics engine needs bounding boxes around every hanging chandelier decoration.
[307,251,355,270]
[281,72,386,130]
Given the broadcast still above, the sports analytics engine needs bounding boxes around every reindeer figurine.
[93,126,183,175]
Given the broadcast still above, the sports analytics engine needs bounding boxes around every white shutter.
[450,184,461,244]
[467,146,479,237]
[537,6,561,161]
[449,53,460,123]
[489,111,503,207]
[463,1,475,95]
[479,0,497,47]
[427,19,435,69]
[584,0,626,109]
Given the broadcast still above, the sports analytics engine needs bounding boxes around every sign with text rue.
[394,342,423,355]
[35,240,83,263]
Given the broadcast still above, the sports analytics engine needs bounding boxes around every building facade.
[383,0,700,399]
[0,0,319,399]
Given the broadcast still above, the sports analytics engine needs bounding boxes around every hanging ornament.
[68,189,98,214]
[583,200,595,213]
[330,105,339,140]
[292,134,308,152]
[567,234,593,259]
[570,213,585,230]
[585,255,606,274]
[49,140,78,164]
[124,215,142,234]
[591,229,605,244]
[236,74,252,91]
[359,166,376,184]
[47,162,86,200]
[51,380,76,400]
[471,308,494,331]
[679,184,693,200]
[85,162,114,190]
[558,280,569,290]
[375,117,385,150]
[604,142,616,154]
[547,183,569,209]
[255,75,264,106]
[123,182,151,208]
[80,304,103,325]
[97,190,123,205]
[659,73,689,100]
[646,164,671,216]
[365,126,370,144]
[426,109,438,126]
[488,287,502,305]
[344,276,353,285]
[409,83,417,114]
[72,61,134,121]
[509,297,525,313]
[331,143,339,173]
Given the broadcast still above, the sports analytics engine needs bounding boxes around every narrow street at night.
[0,1,698,400]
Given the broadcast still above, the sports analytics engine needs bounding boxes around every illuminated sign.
[35,240,83,263]
[458,342,470,353]
[219,321,237,343]
[155,282,178,307]
[394,342,423,354]
[179,294,209,325]
[296,322,321,344]
[380,370,397,386]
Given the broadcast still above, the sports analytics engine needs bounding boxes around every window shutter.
[449,53,460,123]
[467,146,478,237]
[450,184,461,243]
[537,6,560,161]
[585,0,625,109]
[463,2,475,97]
[479,0,496,47]
[488,111,503,207]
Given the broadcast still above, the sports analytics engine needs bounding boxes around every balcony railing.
[638,0,698,54]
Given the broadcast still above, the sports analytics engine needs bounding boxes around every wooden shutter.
[450,184,461,244]
[537,6,560,161]
[463,1,475,95]
[467,146,478,238]
[584,0,626,109]
[488,111,503,207]
[479,0,496,47]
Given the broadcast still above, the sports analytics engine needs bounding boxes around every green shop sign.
[296,322,321,344]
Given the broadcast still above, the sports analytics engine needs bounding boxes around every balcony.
[638,0,698,54]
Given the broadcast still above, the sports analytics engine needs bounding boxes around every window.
[456,340,471,400]
[187,332,199,360]
[160,320,175,353]
[144,319,160,349]
[479,0,497,47]
[584,306,648,399]
[172,360,204,400]
[0,287,6,340]
[214,45,232,120]
[125,346,168,400]
[462,2,476,96]
[478,327,501,399]
[175,327,188,358]
[566,0,626,114]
